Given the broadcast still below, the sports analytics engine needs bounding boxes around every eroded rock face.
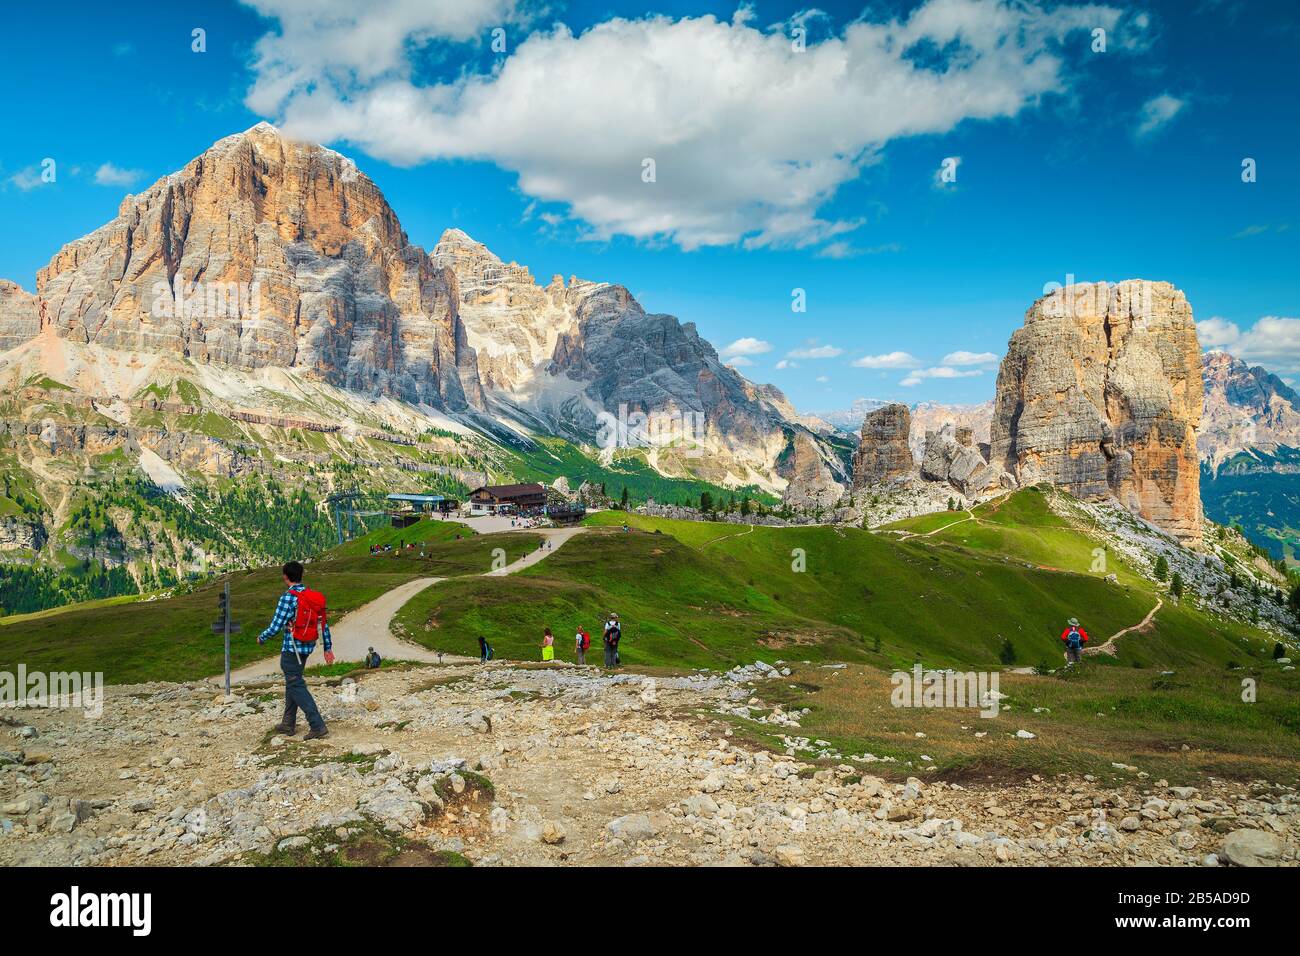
[0,281,40,352]
[779,430,844,511]
[851,403,913,489]
[31,123,484,411]
[921,424,998,496]
[435,227,810,487]
[990,280,1203,544]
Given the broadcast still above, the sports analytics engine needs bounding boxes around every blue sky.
[1,0,1297,412]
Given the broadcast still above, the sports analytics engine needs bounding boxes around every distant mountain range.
[0,123,830,495]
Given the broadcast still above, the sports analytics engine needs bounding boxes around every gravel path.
[222,527,586,683]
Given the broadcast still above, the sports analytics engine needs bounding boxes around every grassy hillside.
[0,520,541,683]
[395,509,1154,671]
[394,493,1300,782]
[506,435,778,507]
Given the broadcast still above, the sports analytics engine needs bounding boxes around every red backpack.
[291,587,327,643]
[581,631,591,650]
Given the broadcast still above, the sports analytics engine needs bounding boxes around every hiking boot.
[303,726,329,741]
[273,705,297,735]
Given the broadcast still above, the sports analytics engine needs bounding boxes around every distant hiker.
[478,635,493,663]
[575,627,590,665]
[541,627,555,662]
[365,647,381,669]
[603,613,622,668]
[258,560,332,740]
[1061,617,1090,664]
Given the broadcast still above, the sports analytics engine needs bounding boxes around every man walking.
[1060,617,1089,665]
[258,560,333,740]
[603,612,621,668]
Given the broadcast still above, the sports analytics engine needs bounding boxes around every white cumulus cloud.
[720,337,772,359]
[852,351,921,369]
[941,350,999,366]
[1199,316,1300,375]
[94,163,144,187]
[900,366,986,387]
[1135,92,1186,138]
[246,0,1131,252]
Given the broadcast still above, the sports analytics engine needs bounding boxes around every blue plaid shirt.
[258,584,332,656]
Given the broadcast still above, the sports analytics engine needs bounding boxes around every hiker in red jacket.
[1060,617,1089,664]
[258,561,334,740]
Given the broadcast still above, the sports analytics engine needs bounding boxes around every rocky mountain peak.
[851,403,913,489]
[15,127,484,411]
[0,128,829,493]
[1200,349,1300,465]
[991,279,1203,544]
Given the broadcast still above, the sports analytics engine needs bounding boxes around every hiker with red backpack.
[258,560,333,740]
[575,626,591,665]
[1060,617,1089,664]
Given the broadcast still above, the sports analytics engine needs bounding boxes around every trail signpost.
[213,582,242,695]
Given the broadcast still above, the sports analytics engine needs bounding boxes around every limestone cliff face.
[0,281,40,352]
[434,227,810,487]
[921,424,1004,497]
[433,228,573,395]
[851,403,913,488]
[29,123,484,411]
[0,126,832,490]
[779,429,845,511]
[990,280,1203,544]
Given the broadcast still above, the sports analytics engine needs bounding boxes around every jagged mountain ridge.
[0,124,823,492]
[431,227,817,488]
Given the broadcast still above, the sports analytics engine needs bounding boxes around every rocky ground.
[1,661,1295,867]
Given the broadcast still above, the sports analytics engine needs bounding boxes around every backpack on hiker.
[291,587,327,644]
[581,631,591,650]
[1065,626,1083,648]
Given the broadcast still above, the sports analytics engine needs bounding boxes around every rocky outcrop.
[909,401,992,464]
[779,430,845,511]
[0,515,47,553]
[851,403,913,488]
[921,424,1003,496]
[990,280,1203,544]
[433,229,573,395]
[435,227,813,488]
[1199,350,1300,467]
[0,280,40,352]
[25,123,484,411]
